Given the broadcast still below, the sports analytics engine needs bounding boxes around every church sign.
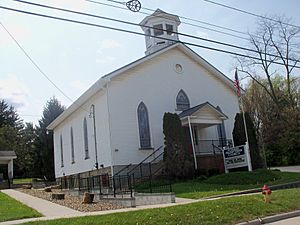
[223,145,248,170]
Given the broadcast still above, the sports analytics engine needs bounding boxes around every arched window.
[83,117,89,159]
[176,89,190,111]
[70,127,75,164]
[137,102,151,149]
[216,106,227,147]
[60,134,64,167]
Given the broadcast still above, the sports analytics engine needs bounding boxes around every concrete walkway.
[272,166,300,173]
[0,189,198,225]
[1,189,83,217]
[266,216,300,225]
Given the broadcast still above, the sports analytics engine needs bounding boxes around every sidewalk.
[1,189,82,217]
[0,189,197,225]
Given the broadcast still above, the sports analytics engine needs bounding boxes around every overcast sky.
[1,0,300,124]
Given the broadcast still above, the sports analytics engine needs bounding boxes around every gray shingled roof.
[178,102,228,118]
[0,151,17,157]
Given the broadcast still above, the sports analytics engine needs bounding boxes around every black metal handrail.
[126,145,163,175]
[114,163,132,176]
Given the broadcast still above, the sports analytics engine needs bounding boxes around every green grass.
[23,188,300,225]
[0,192,42,222]
[171,169,300,199]
[13,178,34,184]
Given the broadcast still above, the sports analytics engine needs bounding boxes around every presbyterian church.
[47,9,240,179]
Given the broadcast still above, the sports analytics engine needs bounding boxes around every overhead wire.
[1,5,300,69]
[203,0,300,29]
[0,21,90,114]
[87,0,251,41]
[87,0,300,49]
[11,0,300,63]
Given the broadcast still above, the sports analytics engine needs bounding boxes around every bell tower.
[139,9,181,55]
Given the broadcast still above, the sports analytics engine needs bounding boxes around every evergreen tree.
[34,97,65,180]
[232,112,263,169]
[163,112,194,179]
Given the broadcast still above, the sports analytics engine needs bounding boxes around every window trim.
[83,117,89,159]
[137,102,152,149]
[60,134,64,167]
[176,89,190,111]
[70,127,75,164]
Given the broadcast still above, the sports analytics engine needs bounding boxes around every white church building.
[47,9,240,179]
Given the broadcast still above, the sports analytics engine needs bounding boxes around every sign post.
[223,145,252,171]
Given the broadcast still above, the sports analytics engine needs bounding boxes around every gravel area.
[19,188,124,212]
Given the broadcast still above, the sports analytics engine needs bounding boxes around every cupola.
[139,9,181,55]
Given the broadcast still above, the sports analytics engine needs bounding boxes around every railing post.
[149,175,152,193]
[78,173,81,192]
[118,175,122,192]
[60,177,63,190]
[113,176,116,197]
[127,174,133,198]
[99,175,102,196]
[140,165,143,178]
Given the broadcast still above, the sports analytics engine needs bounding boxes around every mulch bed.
[19,188,124,212]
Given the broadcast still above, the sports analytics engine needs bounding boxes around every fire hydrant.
[262,184,272,203]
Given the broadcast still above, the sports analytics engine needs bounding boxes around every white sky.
[1,0,300,124]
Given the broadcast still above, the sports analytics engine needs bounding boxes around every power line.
[88,0,300,48]
[87,0,250,41]
[13,0,299,63]
[203,0,300,29]
[0,21,90,114]
[1,5,300,69]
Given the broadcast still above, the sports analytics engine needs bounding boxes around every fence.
[60,172,172,198]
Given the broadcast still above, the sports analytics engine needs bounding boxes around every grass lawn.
[23,188,300,225]
[171,169,300,199]
[0,192,42,222]
[13,178,34,184]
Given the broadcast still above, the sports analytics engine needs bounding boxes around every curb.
[236,210,300,225]
[202,181,300,200]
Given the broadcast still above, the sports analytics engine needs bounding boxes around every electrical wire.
[86,0,250,41]
[11,0,300,62]
[0,21,90,114]
[1,5,299,69]
[203,0,300,29]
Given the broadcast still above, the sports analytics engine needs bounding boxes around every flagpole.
[235,69,252,172]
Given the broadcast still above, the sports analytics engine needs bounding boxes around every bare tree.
[237,16,300,108]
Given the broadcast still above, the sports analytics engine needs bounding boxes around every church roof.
[47,43,237,130]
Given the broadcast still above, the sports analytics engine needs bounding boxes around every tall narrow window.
[60,134,64,167]
[137,102,151,149]
[176,89,190,111]
[216,106,227,147]
[83,117,89,159]
[70,127,75,164]
[166,24,174,35]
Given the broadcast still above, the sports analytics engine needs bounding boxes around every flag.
[234,69,241,97]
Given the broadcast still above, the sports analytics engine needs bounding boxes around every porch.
[179,102,231,172]
[0,151,17,189]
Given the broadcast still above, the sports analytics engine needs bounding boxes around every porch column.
[188,116,198,170]
[7,159,13,179]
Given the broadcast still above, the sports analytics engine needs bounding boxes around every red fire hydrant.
[262,184,272,203]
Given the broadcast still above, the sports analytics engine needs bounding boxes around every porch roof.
[0,151,17,164]
[179,102,228,126]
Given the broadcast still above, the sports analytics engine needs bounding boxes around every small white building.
[47,9,240,179]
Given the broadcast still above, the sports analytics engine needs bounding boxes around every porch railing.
[194,139,232,155]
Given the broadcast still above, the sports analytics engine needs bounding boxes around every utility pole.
[90,104,99,170]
